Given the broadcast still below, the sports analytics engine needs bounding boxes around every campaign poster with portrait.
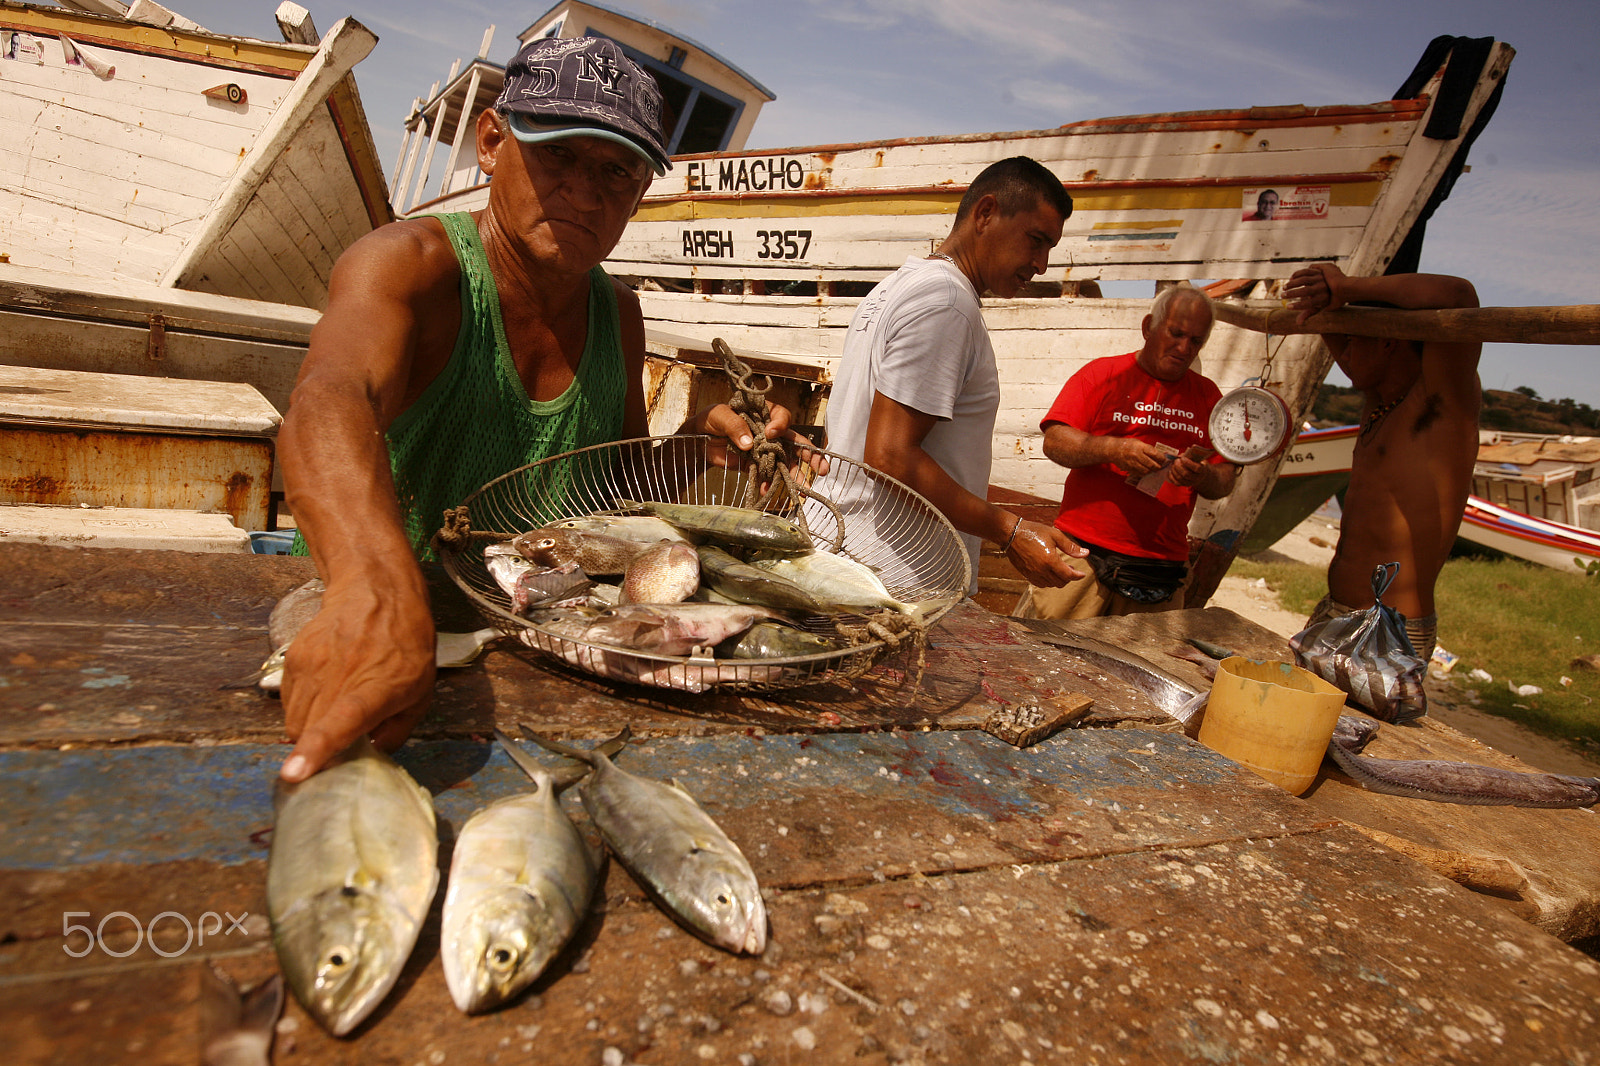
[1241,186,1331,222]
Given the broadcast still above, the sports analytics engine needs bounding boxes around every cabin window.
[668,46,687,69]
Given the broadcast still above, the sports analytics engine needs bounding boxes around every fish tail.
[199,966,282,1066]
[515,724,632,766]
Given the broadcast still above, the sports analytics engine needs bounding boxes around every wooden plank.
[1215,300,1600,346]
[4,744,1599,1063]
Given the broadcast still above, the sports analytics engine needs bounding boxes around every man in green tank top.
[276,37,814,783]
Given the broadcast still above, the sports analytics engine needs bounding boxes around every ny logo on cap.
[576,53,627,97]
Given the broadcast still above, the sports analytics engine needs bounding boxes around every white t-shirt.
[820,256,998,592]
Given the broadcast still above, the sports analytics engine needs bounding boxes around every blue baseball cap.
[495,36,671,175]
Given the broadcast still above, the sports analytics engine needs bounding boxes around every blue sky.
[163,0,1599,406]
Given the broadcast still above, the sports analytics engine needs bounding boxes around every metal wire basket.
[436,435,970,693]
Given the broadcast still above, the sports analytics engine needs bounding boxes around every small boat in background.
[1460,496,1600,573]
[1245,424,1600,573]
[1239,425,1358,553]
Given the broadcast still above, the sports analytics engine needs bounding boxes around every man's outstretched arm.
[866,395,1087,588]
[276,226,454,782]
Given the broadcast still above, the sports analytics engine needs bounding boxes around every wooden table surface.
[2,543,1598,1065]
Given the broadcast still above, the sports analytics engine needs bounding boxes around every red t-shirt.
[1043,352,1225,560]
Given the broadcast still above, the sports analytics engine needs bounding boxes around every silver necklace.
[928,252,956,264]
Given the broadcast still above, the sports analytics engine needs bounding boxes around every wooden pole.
[1213,301,1600,346]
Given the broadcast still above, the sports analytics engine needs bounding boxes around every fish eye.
[490,946,517,971]
[326,947,351,970]
[716,893,730,905]
[341,885,359,897]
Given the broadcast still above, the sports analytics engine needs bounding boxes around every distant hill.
[1309,384,1600,436]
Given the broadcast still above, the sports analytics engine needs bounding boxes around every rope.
[712,337,847,552]
[431,504,512,555]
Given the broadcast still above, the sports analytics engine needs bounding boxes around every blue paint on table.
[0,730,1234,870]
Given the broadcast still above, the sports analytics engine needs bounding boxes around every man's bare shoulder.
[329,216,462,303]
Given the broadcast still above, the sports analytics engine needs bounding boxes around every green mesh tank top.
[309,212,628,559]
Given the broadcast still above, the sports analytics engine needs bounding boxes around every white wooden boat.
[1239,424,1358,553]
[0,0,390,310]
[394,0,774,217]
[1473,432,1600,531]
[1240,422,1600,572]
[399,12,1512,584]
[1460,496,1600,573]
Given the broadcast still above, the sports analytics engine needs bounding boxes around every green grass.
[1230,556,1600,746]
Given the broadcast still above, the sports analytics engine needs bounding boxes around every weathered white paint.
[0,3,388,309]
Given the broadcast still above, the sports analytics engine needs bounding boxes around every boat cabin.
[1474,431,1600,532]
[391,0,775,216]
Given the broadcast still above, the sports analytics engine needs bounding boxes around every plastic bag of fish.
[1290,562,1427,723]
[480,500,950,692]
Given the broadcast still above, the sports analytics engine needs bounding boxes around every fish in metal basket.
[517,725,768,954]
[267,739,438,1036]
[618,541,701,605]
[617,499,813,554]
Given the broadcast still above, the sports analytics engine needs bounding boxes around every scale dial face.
[1209,386,1291,465]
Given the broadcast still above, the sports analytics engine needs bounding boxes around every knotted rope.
[713,337,846,552]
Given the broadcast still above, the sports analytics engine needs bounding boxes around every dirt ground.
[1217,514,1600,778]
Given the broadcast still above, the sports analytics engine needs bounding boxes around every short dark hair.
[955,156,1073,225]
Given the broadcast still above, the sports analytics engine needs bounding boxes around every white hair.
[1150,284,1214,342]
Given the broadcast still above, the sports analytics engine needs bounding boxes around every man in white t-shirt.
[823,156,1087,593]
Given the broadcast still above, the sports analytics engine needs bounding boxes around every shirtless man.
[1283,263,1482,661]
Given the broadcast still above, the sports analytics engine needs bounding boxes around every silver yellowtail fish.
[618,499,813,554]
[267,739,439,1036]
[749,550,929,616]
[440,732,608,1014]
[519,726,767,955]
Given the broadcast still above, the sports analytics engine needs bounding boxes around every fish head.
[677,844,768,955]
[275,882,412,1036]
[442,889,561,1014]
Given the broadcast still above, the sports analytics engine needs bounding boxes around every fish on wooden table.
[619,541,700,605]
[227,580,499,692]
[696,544,826,614]
[516,725,767,955]
[199,965,282,1066]
[440,732,611,1014]
[1326,720,1600,808]
[1028,629,1207,732]
[617,499,813,554]
[267,739,439,1036]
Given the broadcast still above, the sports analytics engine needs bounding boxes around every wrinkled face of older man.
[1138,298,1212,382]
